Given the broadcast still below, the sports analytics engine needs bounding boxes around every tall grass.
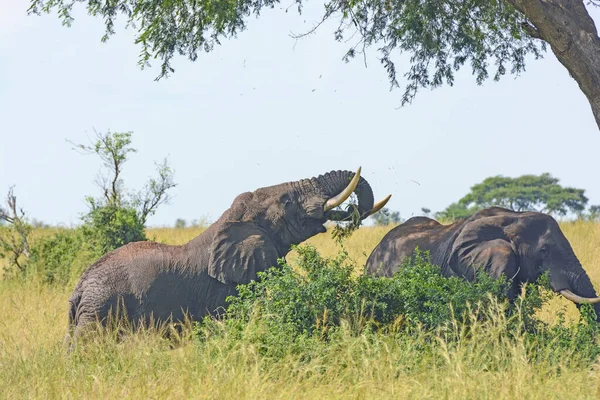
[2,278,600,399]
[1,221,599,398]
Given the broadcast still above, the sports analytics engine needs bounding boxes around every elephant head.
[448,207,600,316]
[206,167,391,284]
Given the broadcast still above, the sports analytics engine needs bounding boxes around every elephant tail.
[63,290,83,351]
[68,290,83,328]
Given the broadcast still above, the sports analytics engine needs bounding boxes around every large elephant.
[366,207,600,317]
[68,168,390,338]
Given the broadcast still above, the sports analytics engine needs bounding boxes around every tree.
[28,0,600,130]
[437,173,588,221]
[585,205,600,221]
[435,202,476,221]
[0,187,32,271]
[71,130,177,252]
[372,207,403,226]
[70,129,177,225]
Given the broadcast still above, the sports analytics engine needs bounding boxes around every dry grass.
[0,221,599,398]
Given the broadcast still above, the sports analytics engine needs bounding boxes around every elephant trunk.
[552,261,600,320]
[312,169,375,221]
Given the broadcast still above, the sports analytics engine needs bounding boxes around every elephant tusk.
[324,167,361,212]
[559,289,600,304]
[362,194,392,218]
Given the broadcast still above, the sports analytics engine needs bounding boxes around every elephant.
[366,207,600,318]
[67,167,391,339]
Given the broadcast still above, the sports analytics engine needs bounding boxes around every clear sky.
[1,1,599,227]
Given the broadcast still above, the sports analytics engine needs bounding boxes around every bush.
[25,229,96,285]
[19,203,146,286]
[196,245,600,369]
[80,201,146,255]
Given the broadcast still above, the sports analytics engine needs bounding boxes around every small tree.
[0,187,32,271]
[421,207,431,217]
[71,129,177,253]
[372,208,402,226]
[174,218,187,229]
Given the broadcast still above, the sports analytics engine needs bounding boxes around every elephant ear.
[208,222,280,285]
[447,216,519,280]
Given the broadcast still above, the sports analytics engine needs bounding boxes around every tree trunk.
[509,0,600,130]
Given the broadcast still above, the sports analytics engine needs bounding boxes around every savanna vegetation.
[2,131,600,398]
[2,221,600,398]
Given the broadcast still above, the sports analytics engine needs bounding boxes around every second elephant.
[366,207,600,318]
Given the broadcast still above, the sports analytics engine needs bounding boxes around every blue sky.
[1,1,599,227]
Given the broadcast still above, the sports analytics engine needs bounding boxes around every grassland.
[1,221,600,399]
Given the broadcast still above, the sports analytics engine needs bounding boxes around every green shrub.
[221,247,507,336]
[24,229,97,285]
[18,201,147,286]
[80,202,146,254]
[196,245,600,369]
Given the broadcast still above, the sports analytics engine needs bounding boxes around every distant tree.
[437,173,588,221]
[174,218,187,229]
[586,205,600,221]
[435,202,476,222]
[421,208,431,217]
[372,208,402,226]
[30,0,600,129]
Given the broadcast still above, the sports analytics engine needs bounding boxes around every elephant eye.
[540,246,549,258]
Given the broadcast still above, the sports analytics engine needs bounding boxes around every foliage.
[72,130,176,254]
[582,205,600,221]
[196,244,600,370]
[71,129,177,226]
[69,130,137,207]
[0,187,32,274]
[1,130,176,285]
[28,0,544,106]
[437,173,588,221]
[80,201,147,255]
[371,207,402,226]
[174,218,187,229]
[435,201,478,221]
[2,223,600,397]
[131,158,176,225]
[219,246,507,337]
[25,230,96,285]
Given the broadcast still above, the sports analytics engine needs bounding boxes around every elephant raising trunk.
[67,167,390,340]
[366,207,600,320]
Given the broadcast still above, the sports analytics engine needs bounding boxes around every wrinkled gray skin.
[366,207,600,319]
[68,170,375,338]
